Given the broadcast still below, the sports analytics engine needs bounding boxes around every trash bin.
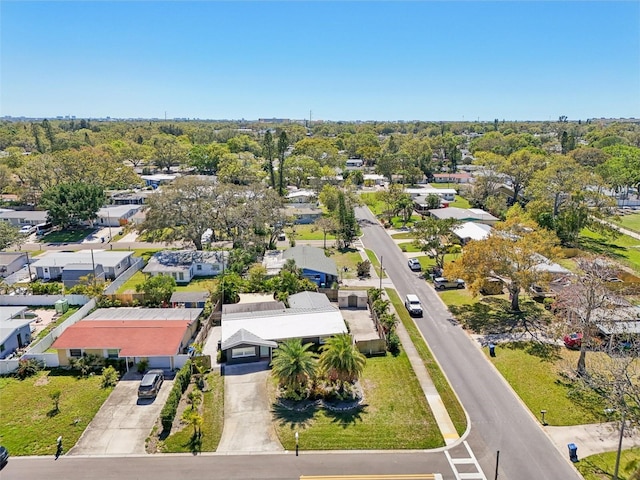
[568,443,578,462]
[489,343,496,357]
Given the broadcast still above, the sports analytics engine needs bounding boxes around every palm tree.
[271,338,317,394]
[319,334,366,385]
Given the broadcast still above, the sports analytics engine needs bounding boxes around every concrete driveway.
[216,362,283,453]
[68,372,173,456]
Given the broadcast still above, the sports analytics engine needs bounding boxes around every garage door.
[147,356,172,369]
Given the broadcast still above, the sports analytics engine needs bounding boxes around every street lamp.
[295,431,299,456]
[379,255,383,290]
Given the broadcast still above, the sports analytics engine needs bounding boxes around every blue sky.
[1,1,638,121]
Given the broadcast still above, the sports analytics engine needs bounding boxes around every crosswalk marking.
[444,441,487,480]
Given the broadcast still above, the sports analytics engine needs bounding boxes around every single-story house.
[221,291,347,364]
[110,190,153,205]
[413,194,449,213]
[363,174,385,186]
[284,203,323,224]
[61,263,106,288]
[0,252,28,278]
[453,222,493,243]
[428,207,499,226]
[51,307,202,370]
[31,250,134,281]
[95,205,142,227]
[432,172,473,184]
[170,291,210,309]
[405,187,457,202]
[0,210,48,227]
[140,173,177,187]
[345,158,364,169]
[263,245,338,287]
[143,250,228,284]
[286,189,316,204]
[0,307,32,359]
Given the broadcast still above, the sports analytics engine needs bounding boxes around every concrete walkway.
[347,246,460,445]
[545,422,640,459]
[216,362,283,453]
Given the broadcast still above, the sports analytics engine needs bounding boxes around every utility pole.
[379,255,383,290]
[613,411,626,480]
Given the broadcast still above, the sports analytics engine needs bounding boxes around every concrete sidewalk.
[544,422,640,459]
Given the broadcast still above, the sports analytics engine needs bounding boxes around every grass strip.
[386,288,467,436]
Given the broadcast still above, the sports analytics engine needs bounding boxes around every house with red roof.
[51,307,202,370]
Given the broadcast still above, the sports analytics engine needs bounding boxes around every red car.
[563,332,583,349]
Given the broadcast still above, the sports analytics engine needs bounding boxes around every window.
[231,347,256,359]
[106,349,119,359]
[69,349,82,358]
[0,343,5,352]
[196,264,202,271]
[178,272,184,281]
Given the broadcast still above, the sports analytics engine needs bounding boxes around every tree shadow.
[181,431,202,455]
[271,401,318,430]
[578,237,626,259]
[46,407,60,418]
[323,404,367,428]
[503,341,562,362]
[450,297,553,340]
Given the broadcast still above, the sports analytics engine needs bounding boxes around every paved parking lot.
[68,372,173,456]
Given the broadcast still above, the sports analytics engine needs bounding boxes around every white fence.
[173,355,190,370]
[104,256,144,294]
[0,294,90,306]
[21,352,59,368]
[0,359,19,375]
[23,299,97,355]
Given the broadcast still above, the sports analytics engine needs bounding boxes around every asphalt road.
[1,450,459,480]
[354,206,582,480]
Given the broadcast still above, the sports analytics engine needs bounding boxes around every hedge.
[160,360,192,432]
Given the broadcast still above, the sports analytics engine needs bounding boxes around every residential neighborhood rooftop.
[82,307,202,322]
[31,250,134,268]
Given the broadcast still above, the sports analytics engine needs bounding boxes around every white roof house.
[221,291,347,347]
[453,222,493,242]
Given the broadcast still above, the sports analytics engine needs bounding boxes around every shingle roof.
[52,320,191,356]
[288,291,332,309]
[221,328,277,350]
[282,245,338,276]
[83,307,202,322]
[143,250,227,274]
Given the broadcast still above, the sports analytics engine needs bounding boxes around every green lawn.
[365,249,386,278]
[40,228,95,243]
[577,447,640,480]
[0,370,112,455]
[328,248,363,280]
[162,372,224,453]
[286,224,336,241]
[438,288,482,307]
[175,277,217,292]
[488,343,605,426]
[386,289,467,436]
[116,270,146,293]
[614,212,640,234]
[449,195,471,209]
[273,354,444,450]
[580,229,640,275]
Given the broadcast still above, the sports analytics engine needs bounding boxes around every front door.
[43,267,50,280]
[348,295,357,308]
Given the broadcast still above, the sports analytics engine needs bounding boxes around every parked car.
[434,277,465,290]
[404,294,423,317]
[19,225,36,235]
[563,332,583,349]
[0,445,8,469]
[138,369,164,399]
[407,258,421,271]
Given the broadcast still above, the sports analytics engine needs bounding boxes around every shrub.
[387,332,401,356]
[15,358,44,379]
[30,281,63,295]
[159,360,192,433]
[104,358,126,374]
[70,354,104,377]
[101,366,120,388]
[356,260,371,278]
[137,358,149,374]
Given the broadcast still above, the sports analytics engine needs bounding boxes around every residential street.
[354,205,582,480]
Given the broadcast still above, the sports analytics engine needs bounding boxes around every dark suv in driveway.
[138,370,164,399]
